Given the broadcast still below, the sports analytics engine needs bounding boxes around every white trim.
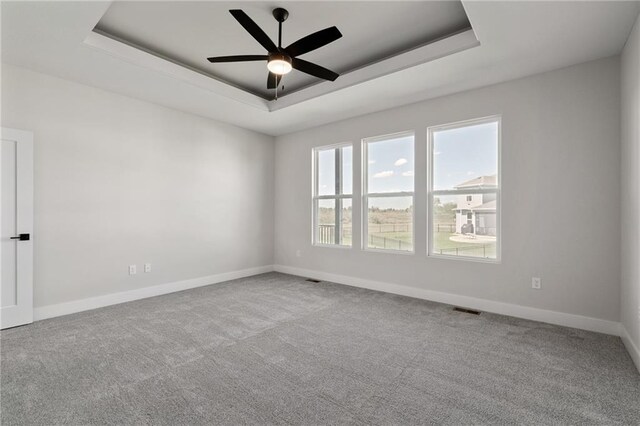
[271,29,479,110]
[1,127,34,330]
[362,131,416,254]
[620,324,640,374]
[34,265,274,321]
[85,28,479,112]
[273,264,621,336]
[312,143,354,247]
[30,263,638,370]
[84,31,269,110]
[427,115,502,263]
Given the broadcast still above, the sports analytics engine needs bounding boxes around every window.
[428,117,500,260]
[363,132,414,252]
[313,144,352,246]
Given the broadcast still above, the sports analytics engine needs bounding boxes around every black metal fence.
[437,244,493,258]
[318,224,411,250]
[435,224,456,233]
[367,223,411,233]
[368,234,412,251]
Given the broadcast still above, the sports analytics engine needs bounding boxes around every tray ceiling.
[3,2,638,136]
[94,1,472,99]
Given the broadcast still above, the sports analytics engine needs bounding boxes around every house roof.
[472,199,497,212]
[454,174,497,189]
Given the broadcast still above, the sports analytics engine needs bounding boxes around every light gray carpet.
[1,272,639,425]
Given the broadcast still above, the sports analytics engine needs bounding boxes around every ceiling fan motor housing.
[269,52,291,65]
[273,8,289,23]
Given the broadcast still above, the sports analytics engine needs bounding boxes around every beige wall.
[621,12,640,359]
[1,65,275,308]
[275,56,621,323]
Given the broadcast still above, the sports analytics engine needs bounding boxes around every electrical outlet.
[532,277,541,289]
[129,265,137,275]
[144,263,151,273]
[296,250,301,258]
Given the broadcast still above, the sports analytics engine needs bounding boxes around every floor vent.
[453,307,481,315]
[305,278,322,283]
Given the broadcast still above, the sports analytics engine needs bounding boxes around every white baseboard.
[620,324,640,374]
[34,265,274,321]
[273,264,621,336]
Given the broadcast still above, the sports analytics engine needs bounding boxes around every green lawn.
[433,232,496,259]
[367,229,413,251]
[325,226,496,259]
[366,230,496,258]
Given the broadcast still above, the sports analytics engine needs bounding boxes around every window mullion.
[335,148,342,245]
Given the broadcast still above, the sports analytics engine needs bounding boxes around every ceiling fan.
[207,8,342,92]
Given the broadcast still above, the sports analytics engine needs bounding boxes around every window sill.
[428,253,501,264]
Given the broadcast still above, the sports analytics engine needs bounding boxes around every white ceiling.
[2,1,639,136]
[95,1,471,98]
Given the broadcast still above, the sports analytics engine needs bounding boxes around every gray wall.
[275,57,621,322]
[621,14,640,353]
[1,65,275,308]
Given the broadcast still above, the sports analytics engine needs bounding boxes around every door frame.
[1,127,34,329]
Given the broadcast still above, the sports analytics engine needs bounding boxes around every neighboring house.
[453,175,497,236]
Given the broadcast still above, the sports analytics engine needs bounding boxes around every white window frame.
[362,131,415,254]
[427,115,501,262]
[312,143,353,247]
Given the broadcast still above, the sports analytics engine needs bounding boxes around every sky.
[433,121,498,190]
[317,121,498,209]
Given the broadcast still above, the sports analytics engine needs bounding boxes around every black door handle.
[10,234,30,241]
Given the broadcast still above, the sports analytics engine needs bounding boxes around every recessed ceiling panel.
[95,1,471,99]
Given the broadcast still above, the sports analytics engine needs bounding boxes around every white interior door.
[1,128,33,329]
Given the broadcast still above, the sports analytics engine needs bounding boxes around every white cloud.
[402,171,414,177]
[467,171,475,176]
[394,158,408,166]
[373,170,394,178]
[368,160,376,164]
[434,151,442,156]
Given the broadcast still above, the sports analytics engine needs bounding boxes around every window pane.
[340,199,352,246]
[317,199,336,244]
[432,121,498,191]
[367,196,413,251]
[342,146,352,195]
[317,146,352,196]
[432,193,497,259]
[366,134,414,194]
[315,198,352,246]
[317,149,335,196]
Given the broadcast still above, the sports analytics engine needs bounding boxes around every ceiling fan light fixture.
[267,53,292,75]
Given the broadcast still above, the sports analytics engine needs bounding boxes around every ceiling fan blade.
[267,72,282,89]
[207,55,268,63]
[229,10,277,53]
[292,58,339,81]
[285,26,342,57]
